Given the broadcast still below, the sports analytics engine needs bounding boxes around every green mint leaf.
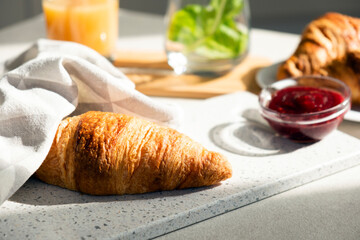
[194,23,248,59]
[194,38,235,59]
[167,4,207,46]
[167,0,248,60]
[210,0,244,19]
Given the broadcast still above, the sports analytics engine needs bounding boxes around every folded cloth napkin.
[0,39,181,205]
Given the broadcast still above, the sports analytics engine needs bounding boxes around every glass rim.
[259,75,351,124]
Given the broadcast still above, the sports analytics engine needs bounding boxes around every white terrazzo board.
[1,91,360,240]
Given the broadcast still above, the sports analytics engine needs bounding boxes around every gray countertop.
[157,163,360,240]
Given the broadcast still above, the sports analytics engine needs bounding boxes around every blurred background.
[1,0,360,33]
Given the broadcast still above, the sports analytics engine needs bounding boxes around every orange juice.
[42,0,119,57]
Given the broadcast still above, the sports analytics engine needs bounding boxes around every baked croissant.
[35,111,232,195]
[277,12,360,104]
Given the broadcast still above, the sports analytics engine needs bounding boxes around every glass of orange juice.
[42,0,119,58]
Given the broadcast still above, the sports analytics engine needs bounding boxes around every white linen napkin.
[0,39,181,205]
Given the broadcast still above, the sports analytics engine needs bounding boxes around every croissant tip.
[211,151,233,181]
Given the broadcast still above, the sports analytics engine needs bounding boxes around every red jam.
[264,86,347,143]
[268,86,344,114]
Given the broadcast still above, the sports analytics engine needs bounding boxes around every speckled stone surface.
[2,91,360,240]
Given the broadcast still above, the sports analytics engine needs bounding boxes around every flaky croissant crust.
[277,12,360,104]
[35,111,232,195]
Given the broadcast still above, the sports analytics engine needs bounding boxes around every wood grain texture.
[114,50,271,98]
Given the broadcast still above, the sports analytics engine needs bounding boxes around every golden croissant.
[277,12,360,104]
[35,111,232,195]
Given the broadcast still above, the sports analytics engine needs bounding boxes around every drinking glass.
[42,0,119,58]
[165,0,250,75]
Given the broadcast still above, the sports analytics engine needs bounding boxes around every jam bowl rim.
[258,75,351,125]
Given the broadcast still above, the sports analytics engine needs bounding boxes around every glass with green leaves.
[165,0,250,75]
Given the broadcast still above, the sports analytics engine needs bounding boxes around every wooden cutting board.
[113,50,272,98]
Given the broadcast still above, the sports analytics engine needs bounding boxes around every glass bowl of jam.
[259,76,351,143]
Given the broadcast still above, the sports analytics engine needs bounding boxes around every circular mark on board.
[210,121,300,156]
